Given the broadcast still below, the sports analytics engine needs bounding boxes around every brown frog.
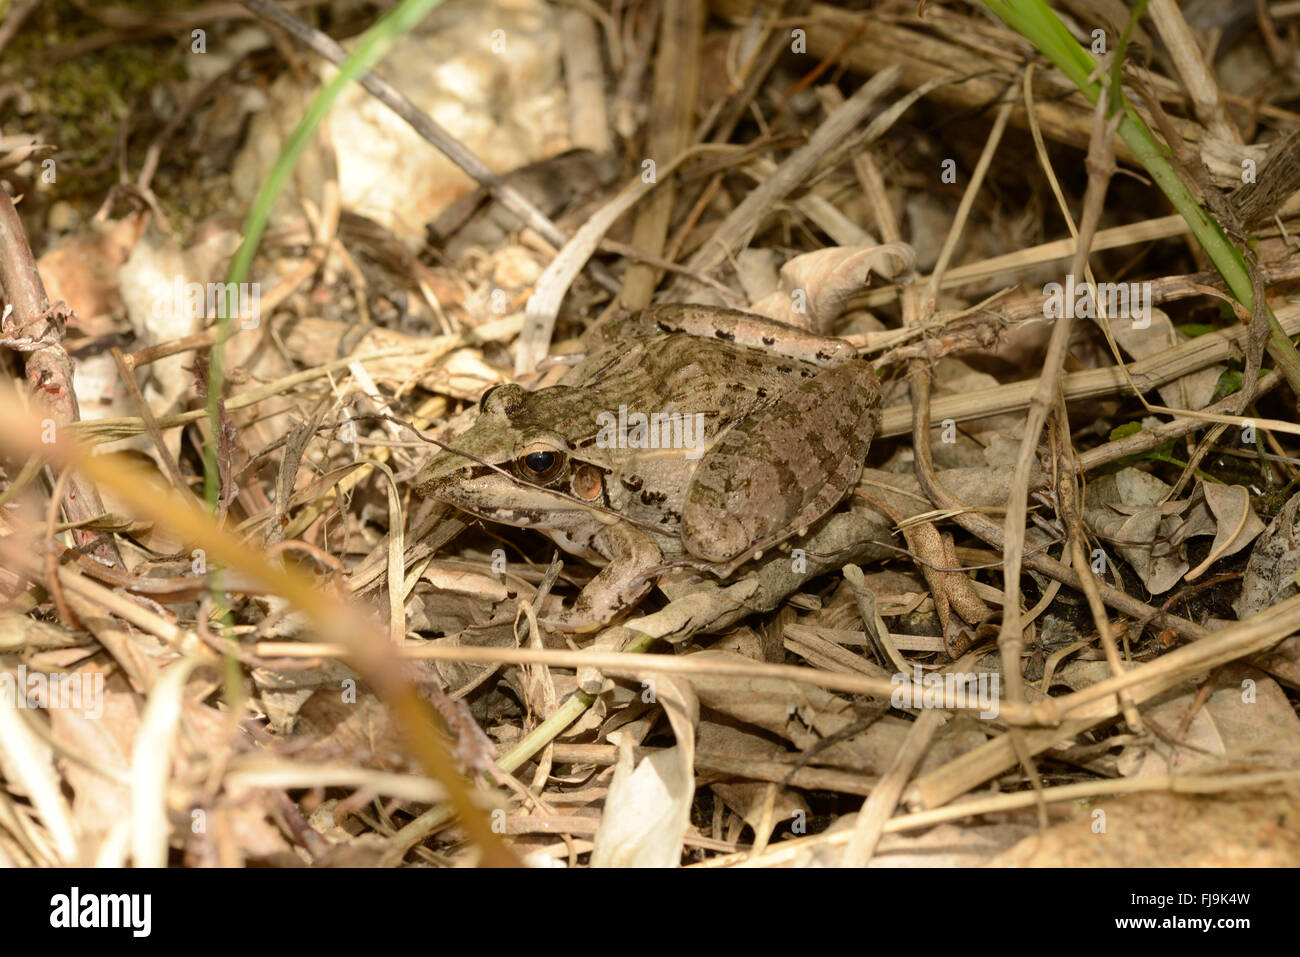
[415,304,882,630]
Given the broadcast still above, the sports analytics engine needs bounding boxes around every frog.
[414,304,882,631]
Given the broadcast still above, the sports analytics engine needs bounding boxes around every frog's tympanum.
[416,305,882,631]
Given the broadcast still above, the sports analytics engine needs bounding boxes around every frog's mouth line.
[431,458,680,539]
[462,504,551,526]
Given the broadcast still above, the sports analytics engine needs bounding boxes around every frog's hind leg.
[637,304,855,366]
[681,360,881,573]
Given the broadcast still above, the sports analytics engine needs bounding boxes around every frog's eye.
[515,447,565,483]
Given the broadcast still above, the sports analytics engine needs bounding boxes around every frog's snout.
[413,450,468,498]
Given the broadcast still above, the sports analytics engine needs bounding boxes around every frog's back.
[567,329,825,413]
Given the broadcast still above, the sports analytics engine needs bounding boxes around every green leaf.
[1175,323,1219,338]
[1109,421,1143,441]
[1213,369,1243,402]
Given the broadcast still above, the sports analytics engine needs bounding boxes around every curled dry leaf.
[1085,469,1263,594]
[1184,483,1265,581]
[0,133,49,170]
[1085,468,1188,594]
[749,243,914,332]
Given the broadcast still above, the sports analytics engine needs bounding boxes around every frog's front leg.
[542,522,662,633]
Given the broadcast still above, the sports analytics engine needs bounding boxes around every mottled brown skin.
[682,358,880,572]
[415,305,882,630]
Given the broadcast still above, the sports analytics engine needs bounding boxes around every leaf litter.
[1,0,1299,869]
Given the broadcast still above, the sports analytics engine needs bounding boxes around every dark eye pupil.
[524,451,554,472]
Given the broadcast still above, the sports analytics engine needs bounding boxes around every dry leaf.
[1185,483,1264,581]
[1117,663,1300,777]
[750,243,914,332]
[1085,470,1261,593]
[590,675,697,867]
